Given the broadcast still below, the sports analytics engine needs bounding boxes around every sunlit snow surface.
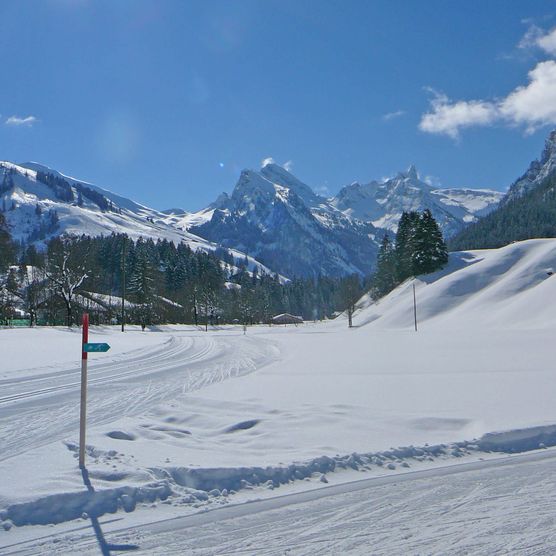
[3,239,556,553]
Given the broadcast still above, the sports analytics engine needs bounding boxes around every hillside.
[450,130,556,251]
[354,238,556,330]
[0,161,279,278]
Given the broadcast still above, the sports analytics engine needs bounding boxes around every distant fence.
[0,318,69,328]
[0,318,31,328]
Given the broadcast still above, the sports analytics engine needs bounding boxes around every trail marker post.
[79,313,111,468]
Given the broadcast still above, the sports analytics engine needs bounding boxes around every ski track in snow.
[0,331,279,463]
[9,449,556,555]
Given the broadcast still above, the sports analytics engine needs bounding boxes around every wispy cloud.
[518,24,556,56]
[261,156,275,167]
[382,110,405,121]
[283,160,293,171]
[5,115,38,127]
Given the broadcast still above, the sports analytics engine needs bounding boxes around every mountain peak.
[504,128,556,203]
[540,129,556,166]
[406,164,418,180]
[260,163,319,205]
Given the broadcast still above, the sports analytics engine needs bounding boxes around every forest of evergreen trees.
[0,208,450,328]
[0,228,367,327]
[449,172,556,251]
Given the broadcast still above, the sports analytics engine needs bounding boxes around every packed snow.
[3,238,556,553]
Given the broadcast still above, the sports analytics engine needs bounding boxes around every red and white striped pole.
[79,313,89,468]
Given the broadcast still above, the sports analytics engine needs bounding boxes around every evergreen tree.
[412,209,448,275]
[395,211,420,282]
[128,239,157,327]
[0,213,15,272]
[372,234,397,297]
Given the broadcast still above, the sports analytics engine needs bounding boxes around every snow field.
[3,239,556,543]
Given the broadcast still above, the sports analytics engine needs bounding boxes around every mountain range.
[0,151,515,278]
[168,163,501,277]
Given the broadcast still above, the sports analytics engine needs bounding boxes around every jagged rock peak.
[504,128,556,203]
[540,129,556,166]
[406,164,418,180]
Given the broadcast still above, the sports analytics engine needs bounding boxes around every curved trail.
[0,330,280,463]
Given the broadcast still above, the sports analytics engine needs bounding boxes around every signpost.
[83,342,110,353]
[79,313,111,468]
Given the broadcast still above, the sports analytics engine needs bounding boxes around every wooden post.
[413,283,417,332]
[79,313,89,468]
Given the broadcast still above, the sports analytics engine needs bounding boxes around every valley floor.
[3,239,556,554]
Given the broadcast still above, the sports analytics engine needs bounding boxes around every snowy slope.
[0,161,279,278]
[331,165,503,237]
[354,238,556,330]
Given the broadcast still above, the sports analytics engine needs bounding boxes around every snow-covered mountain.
[331,165,502,238]
[184,162,501,277]
[1,158,503,279]
[0,161,278,278]
[502,130,556,204]
[189,163,378,277]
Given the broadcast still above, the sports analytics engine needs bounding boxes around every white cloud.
[382,110,405,121]
[5,115,38,127]
[420,23,556,139]
[419,91,497,139]
[500,61,556,133]
[419,59,556,138]
[261,157,274,167]
[536,27,556,56]
[519,25,556,56]
[283,160,293,172]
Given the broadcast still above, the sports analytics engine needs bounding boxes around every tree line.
[0,228,366,327]
[0,208,449,328]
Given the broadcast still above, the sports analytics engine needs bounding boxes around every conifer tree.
[0,213,14,272]
[373,234,397,297]
[395,211,419,281]
[412,209,448,274]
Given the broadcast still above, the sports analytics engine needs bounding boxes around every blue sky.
[1,0,556,210]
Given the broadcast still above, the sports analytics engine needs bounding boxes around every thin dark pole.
[121,237,126,332]
[413,282,417,332]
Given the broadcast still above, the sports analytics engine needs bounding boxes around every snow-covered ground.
[16,448,556,555]
[3,238,556,553]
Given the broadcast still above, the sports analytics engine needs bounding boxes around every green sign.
[83,342,111,353]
